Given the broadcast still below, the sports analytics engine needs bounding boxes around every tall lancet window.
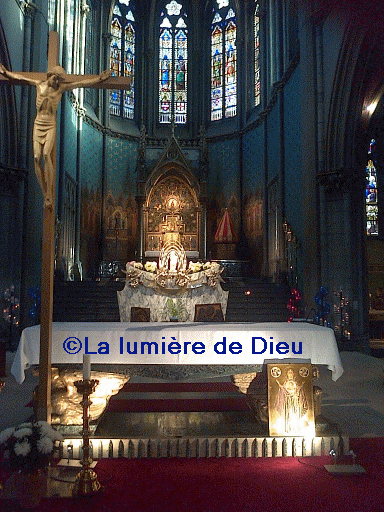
[159,1,188,124]
[366,139,379,236]
[211,0,237,121]
[254,1,261,107]
[109,0,135,119]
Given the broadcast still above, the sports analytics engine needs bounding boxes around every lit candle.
[83,354,91,380]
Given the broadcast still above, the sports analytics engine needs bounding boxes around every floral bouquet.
[144,261,157,273]
[0,421,63,473]
[188,262,202,273]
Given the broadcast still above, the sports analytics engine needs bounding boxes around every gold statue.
[0,64,111,208]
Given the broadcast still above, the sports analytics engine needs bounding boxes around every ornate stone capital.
[22,0,37,17]
[81,0,90,17]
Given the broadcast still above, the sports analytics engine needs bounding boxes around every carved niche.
[144,172,200,257]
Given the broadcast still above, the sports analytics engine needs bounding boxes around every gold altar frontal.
[267,363,315,437]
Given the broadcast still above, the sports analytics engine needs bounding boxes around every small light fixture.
[366,102,377,115]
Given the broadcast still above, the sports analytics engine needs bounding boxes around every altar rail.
[59,435,348,459]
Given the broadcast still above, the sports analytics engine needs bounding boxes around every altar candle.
[83,354,91,380]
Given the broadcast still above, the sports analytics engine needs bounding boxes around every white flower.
[14,440,31,457]
[133,262,143,269]
[35,421,63,441]
[0,427,15,444]
[189,262,202,273]
[203,262,211,270]
[37,436,54,454]
[17,422,32,429]
[14,428,33,439]
[145,261,157,273]
[34,421,52,434]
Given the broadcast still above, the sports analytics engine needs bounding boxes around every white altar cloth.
[12,322,343,384]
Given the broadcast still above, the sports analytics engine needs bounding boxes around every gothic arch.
[326,15,384,176]
[143,138,202,258]
[323,14,384,341]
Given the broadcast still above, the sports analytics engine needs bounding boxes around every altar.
[117,260,229,322]
[12,321,343,384]
[12,321,343,430]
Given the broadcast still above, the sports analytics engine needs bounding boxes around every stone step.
[53,279,291,323]
[59,435,348,459]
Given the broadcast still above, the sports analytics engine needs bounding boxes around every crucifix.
[0,31,130,421]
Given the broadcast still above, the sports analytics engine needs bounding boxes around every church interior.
[1,0,384,510]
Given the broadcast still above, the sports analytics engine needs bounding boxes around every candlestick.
[72,379,104,496]
[83,354,91,380]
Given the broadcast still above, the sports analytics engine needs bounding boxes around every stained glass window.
[254,1,261,107]
[159,2,188,124]
[211,2,237,121]
[109,0,135,119]
[366,139,378,236]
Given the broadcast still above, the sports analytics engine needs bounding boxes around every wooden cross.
[0,31,130,421]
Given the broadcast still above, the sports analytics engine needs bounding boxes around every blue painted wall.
[284,65,303,242]
[207,138,240,258]
[243,124,264,272]
[80,122,103,276]
[104,136,139,262]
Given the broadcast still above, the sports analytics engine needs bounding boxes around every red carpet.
[107,381,248,412]
[2,437,383,512]
[107,397,250,412]
[121,382,238,392]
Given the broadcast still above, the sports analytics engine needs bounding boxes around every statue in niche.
[159,240,187,274]
[161,213,184,246]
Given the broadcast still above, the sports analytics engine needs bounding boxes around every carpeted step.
[120,382,238,393]
[106,397,250,413]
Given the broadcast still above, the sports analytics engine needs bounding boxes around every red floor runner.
[106,397,250,412]
[3,438,383,512]
[121,382,238,392]
[108,381,246,412]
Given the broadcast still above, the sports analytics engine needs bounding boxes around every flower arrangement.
[144,261,157,273]
[0,421,63,473]
[188,262,202,273]
[203,262,220,271]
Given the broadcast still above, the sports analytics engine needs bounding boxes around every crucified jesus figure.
[0,64,111,208]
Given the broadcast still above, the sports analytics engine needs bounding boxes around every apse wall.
[207,138,240,260]
[104,136,138,265]
[80,122,103,277]
[284,64,303,243]
[243,124,264,274]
